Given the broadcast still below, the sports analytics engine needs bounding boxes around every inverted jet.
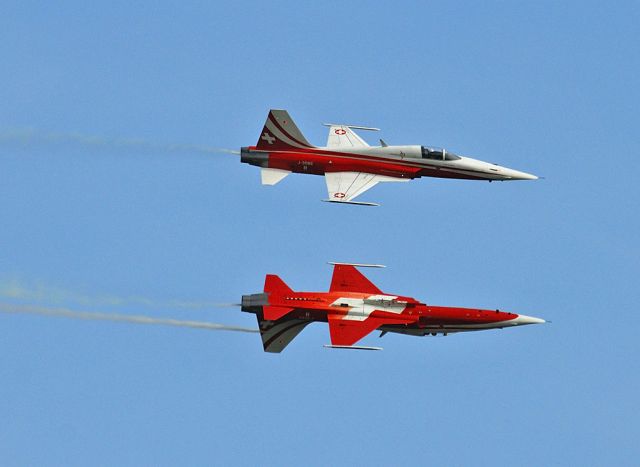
[241,110,538,205]
[241,263,545,352]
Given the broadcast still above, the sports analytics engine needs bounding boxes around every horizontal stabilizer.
[261,168,290,185]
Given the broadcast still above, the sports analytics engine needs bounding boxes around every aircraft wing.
[329,263,383,294]
[326,125,370,148]
[324,171,410,205]
[328,314,385,347]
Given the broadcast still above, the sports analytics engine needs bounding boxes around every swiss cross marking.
[334,192,346,199]
[335,129,347,135]
[261,132,275,144]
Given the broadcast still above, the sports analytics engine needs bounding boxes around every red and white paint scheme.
[241,263,545,352]
[241,110,538,205]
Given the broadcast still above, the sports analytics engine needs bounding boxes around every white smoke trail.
[0,128,240,155]
[0,278,239,310]
[0,303,258,333]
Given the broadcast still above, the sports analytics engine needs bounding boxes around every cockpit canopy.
[421,146,461,161]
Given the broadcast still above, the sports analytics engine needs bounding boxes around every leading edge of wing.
[324,125,371,149]
[329,263,383,294]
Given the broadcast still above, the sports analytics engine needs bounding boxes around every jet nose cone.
[513,314,546,325]
[503,168,538,180]
[516,171,538,180]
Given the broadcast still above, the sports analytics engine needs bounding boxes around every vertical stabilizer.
[256,109,313,150]
[256,314,311,353]
[264,274,294,294]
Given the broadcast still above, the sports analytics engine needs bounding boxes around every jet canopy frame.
[421,146,461,161]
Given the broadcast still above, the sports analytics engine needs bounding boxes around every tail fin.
[241,291,308,353]
[256,109,314,150]
[264,274,294,294]
[256,313,311,353]
[263,274,294,321]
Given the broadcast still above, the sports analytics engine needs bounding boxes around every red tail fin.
[256,109,313,151]
[263,275,295,321]
[264,274,294,294]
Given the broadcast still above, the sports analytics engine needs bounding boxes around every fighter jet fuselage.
[242,263,545,352]
[242,144,536,180]
[241,110,537,205]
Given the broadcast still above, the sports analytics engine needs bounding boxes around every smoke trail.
[0,303,258,333]
[0,128,240,155]
[0,278,239,310]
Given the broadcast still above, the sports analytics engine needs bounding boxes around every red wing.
[328,315,384,347]
[329,264,382,294]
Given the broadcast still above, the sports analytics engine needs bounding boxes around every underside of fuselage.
[379,322,510,337]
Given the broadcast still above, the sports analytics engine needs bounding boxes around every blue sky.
[1,1,639,465]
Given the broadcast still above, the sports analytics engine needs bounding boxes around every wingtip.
[322,123,380,131]
[327,262,386,268]
[321,199,380,207]
[323,344,383,351]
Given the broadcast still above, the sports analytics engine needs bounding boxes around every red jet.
[241,263,545,352]
[240,110,538,205]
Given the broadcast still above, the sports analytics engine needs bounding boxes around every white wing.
[326,125,370,148]
[324,171,409,205]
